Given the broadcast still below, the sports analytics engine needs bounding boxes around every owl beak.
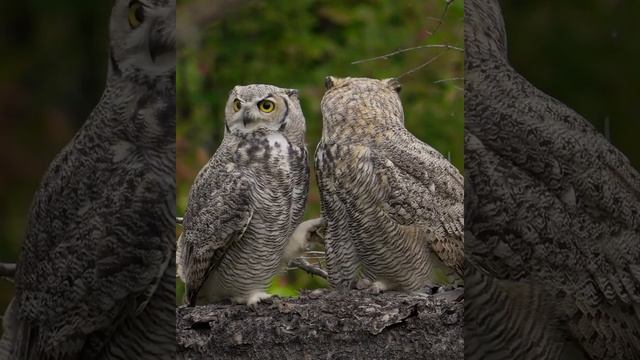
[149,36,174,64]
[148,6,175,66]
[242,113,253,127]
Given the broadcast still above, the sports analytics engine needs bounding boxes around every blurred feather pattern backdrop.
[176,0,464,301]
[0,1,112,329]
[502,1,640,168]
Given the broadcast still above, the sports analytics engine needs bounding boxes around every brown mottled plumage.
[316,76,463,292]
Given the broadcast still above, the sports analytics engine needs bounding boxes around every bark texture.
[177,289,463,360]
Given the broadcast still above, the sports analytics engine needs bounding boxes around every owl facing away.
[316,76,464,293]
[177,84,309,306]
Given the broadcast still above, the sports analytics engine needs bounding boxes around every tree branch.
[0,262,16,278]
[177,290,463,359]
[398,51,447,79]
[287,258,328,280]
[426,0,456,40]
[351,44,463,65]
[351,0,461,66]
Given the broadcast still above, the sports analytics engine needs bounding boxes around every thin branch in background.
[433,77,463,84]
[425,0,455,39]
[0,262,16,278]
[351,44,462,65]
[351,0,460,65]
[397,51,447,79]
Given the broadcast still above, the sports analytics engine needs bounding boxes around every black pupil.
[135,5,144,22]
[263,102,271,109]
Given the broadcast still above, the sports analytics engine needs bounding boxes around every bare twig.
[0,262,16,277]
[351,44,462,65]
[398,51,447,79]
[351,0,460,65]
[288,258,328,280]
[426,0,456,40]
[433,77,464,84]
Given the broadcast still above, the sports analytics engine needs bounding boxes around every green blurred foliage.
[502,0,640,168]
[0,1,111,325]
[176,0,463,302]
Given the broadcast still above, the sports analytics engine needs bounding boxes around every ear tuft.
[285,89,299,99]
[384,78,402,93]
[325,76,337,90]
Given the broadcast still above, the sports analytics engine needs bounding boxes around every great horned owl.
[177,84,309,306]
[465,0,640,359]
[315,76,464,293]
[1,1,176,359]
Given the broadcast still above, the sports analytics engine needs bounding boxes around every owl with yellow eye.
[177,84,310,306]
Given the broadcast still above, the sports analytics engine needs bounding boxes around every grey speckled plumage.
[465,0,640,359]
[177,84,309,306]
[315,77,463,292]
[0,1,176,359]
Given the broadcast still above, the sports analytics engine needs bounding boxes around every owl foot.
[234,291,271,307]
[431,287,464,302]
[355,279,388,294]
[285,218,326,262]
[355,278,373,290]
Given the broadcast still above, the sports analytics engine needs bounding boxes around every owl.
[1,1,176,359]
[315,76,464,293]
[177,84,309,306]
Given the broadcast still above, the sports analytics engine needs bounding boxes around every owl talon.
[355,278,373,290]
[369,281,389,294]
[235,291,271,307]
[353,279,386,294]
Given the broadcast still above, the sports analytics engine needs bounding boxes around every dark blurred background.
[0,1,112,325]
[176,0,464,301]
[501,0,640,168]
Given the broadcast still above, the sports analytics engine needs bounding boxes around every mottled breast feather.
[178,127,309,306]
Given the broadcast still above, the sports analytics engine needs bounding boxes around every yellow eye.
[128,1,145,29]
[232,99,242,112]
[258,100,275,113]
